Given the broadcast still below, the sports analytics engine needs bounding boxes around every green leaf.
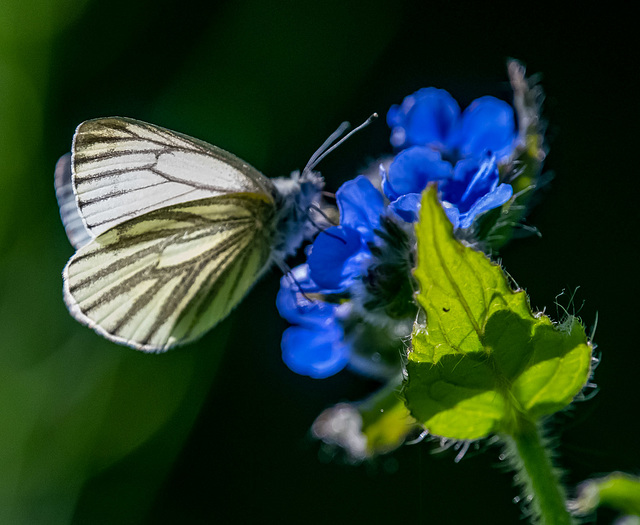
[404,186,592,440]
[570,473,640,517]
[312,377,418,462]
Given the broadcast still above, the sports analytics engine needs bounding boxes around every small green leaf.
[312,378,418,461]
[570,473,640,517]
[359,380,418,456]
[404,186,592,440]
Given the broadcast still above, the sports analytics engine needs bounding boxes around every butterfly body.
[57,117,324,351]
[271,169,325,259]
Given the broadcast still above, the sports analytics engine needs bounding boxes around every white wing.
[63,194,276,351]
[71,117,276,238]
[54,152,92,249]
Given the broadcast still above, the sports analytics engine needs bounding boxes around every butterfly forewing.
[63,193,276,351]
[72,117,276,238]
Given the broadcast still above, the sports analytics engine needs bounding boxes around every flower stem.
[501,417,574,525]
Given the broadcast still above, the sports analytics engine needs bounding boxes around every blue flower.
[278,85,520,380]
[277,177,389,379]
[382,146,452,202]
[276,265,349,379]
[451,96,517,160]
[276,265,334,328]
[281,326,348,379]
[387,88,460,151]
[306,226,368,291]
[307,176,385,290]
[385,152,512,228]
[387,193,423,223]
[384,87,517,228]
[440,155,513,229]
[337,175,385,241]
[387,88,516,161]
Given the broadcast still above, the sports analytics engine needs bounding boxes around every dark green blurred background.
[1,1,637,523]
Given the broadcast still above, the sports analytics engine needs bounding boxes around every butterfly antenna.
[304,122,350,173]
[304,113,378,173]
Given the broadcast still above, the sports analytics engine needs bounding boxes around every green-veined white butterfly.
[56,116,374,352]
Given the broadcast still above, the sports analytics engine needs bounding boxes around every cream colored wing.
[71,117,276,238]
[63,193,276,351]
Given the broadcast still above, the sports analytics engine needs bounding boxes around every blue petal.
[388,193,422,223]
[452,96,516,160]
[387,87,461,150]
[336,176,385,241]
[276,264,336,327]
[281,325,349,378]
[442,156,499,213]
[384,146,453,201]
[442,202,461,229]
[456,182,513,229]
[307,226,369,291]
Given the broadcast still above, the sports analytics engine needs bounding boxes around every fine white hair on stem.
[405,429,429,445]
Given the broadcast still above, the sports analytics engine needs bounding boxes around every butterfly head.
[271,168,325,260]
[270,115,378,262]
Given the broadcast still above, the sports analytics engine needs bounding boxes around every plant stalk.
[501,417,573,525]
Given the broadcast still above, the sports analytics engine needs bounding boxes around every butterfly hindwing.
[71,117,276,238]
[63,193,276,351]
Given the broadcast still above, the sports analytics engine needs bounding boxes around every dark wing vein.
[71,117,277,237]
[63,194,276,351]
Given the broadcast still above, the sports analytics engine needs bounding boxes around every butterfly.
[56,116,374,352]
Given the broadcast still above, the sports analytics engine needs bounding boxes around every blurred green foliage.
[0,3,229,521]
[0,0,637,523]
[0,0,399,522]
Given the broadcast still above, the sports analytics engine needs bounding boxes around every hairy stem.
[501,417,573,525]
